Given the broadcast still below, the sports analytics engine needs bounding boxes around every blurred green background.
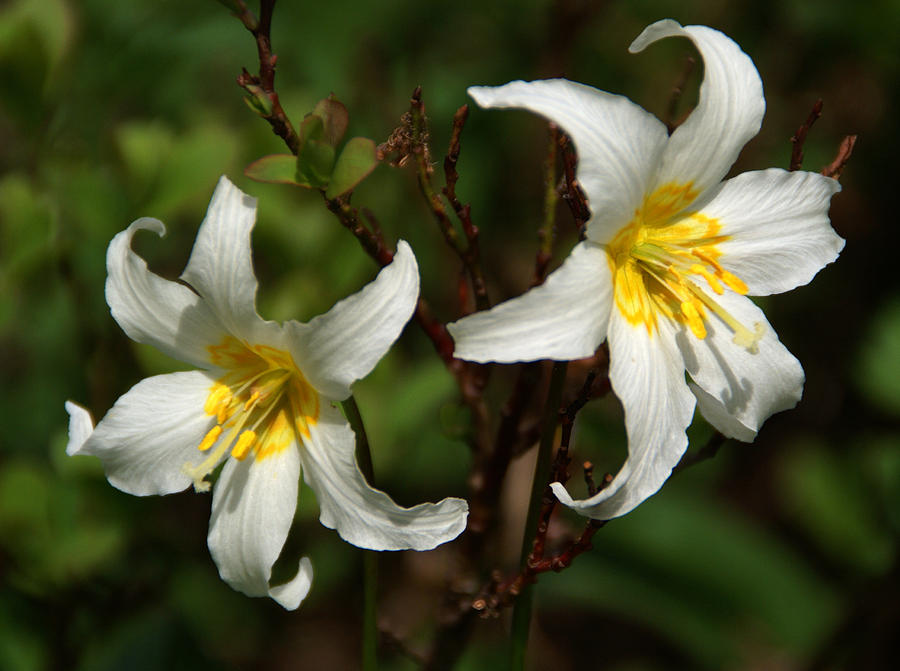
[1,0,897,669]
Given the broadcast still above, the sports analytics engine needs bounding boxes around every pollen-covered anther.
[690,264,724,294]
[198,425,222,452]
[680,300,707,339]
[231,430,257,460]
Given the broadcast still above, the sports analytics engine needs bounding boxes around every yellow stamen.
[686,280,765,353]
[197,425,222,452]
[719,270,749,295]
[243,390,260,411]
[680,300,707,339]
[690,264,725,295]
[231,430,257,460]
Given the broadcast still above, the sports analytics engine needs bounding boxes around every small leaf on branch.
[242,83,274,116]
[244,154,300,184]
[297,115,335,188]
[312,94,350,146]
[326,137,378,198]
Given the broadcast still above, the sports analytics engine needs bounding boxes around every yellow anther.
[681,300,707,339]
[197,425,222,452]
[691,249,724,274]
[231,430,257,460]
[204,385,231,416]
[690,264,725,295]
[243,390,260,411]
[720,270,748,295]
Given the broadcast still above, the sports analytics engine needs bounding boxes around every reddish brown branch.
[822,134,858,179]
[558,133,590,235]
[672,431,727,475]
[790,99,824,171]
[666,56,696,134]
[533,123,560,286]
[232,0,300,154]
[406,88,490,314]
[470,370,606,617]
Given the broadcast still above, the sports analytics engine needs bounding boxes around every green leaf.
[242,84,273,116]
[296,115,335,188]
[312,94,349,146]
[325,137,377,198]
[244,154,300,185]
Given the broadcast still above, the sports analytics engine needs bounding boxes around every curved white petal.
[106,218,227,369]
[268,557,313,610]
[64,401,94,456]
[632,20,765,201]
[468,80,667,243]
[207,442,305,608]
[180,176,263,342]
[448,241,613,363]
[284,240,419,401]
[300,403,468,551]
[697,169,843,295]
[73,371,218,496]
[675,290,804,440]
[551,311,695,519]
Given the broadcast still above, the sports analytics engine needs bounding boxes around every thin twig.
[232,0,300,154]
[557,133,590,235]
[672,431,727,475]
[822,134,858,179]
[408,88,491,313]
[533,123,560,286]
[665,56,696,134]
[790,99,824,171]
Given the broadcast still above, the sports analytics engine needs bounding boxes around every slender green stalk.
[342,396,378,671]
[509,361,568,669]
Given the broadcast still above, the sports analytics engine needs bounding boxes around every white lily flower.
[448,20,843,520]
[66,176,468,609]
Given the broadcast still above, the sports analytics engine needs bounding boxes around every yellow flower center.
[607,182,764,352]
[183,336,320,492]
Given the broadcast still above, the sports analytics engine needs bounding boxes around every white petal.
[64,401,94,456]
[283,240,419,401]
[675,290,804,440]
[697,169,843,295]
[551,311,695,519]
[300,403,468,551]
[631,20,765,201]
[268,557,313,610]
[448,241,613,363]
[74,371,218,496]
[180,176,264,342]
[207,442,306,608]
[468,80,667,243]
[106,218,228,369]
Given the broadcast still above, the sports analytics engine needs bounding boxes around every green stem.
[342,396,378,671]
[509,361,568,670]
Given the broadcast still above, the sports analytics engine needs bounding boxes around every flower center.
[183,336,320,492]
[607,183,764,352]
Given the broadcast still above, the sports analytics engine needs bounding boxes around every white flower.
[66,176,468,609]
[448,20,843,520]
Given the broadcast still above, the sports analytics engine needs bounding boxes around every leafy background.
[1,0,897,669]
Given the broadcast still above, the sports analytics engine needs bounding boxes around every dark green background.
[1,0,897,668]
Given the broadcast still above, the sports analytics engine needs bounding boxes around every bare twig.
[558,133,590,235]
[822,134,858,179]
[665,56,696,134]
[232,0,300,154]
[672,431,727,475]
[533,123,560,286]
[790,99,824,171]
[407,88,491,313]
